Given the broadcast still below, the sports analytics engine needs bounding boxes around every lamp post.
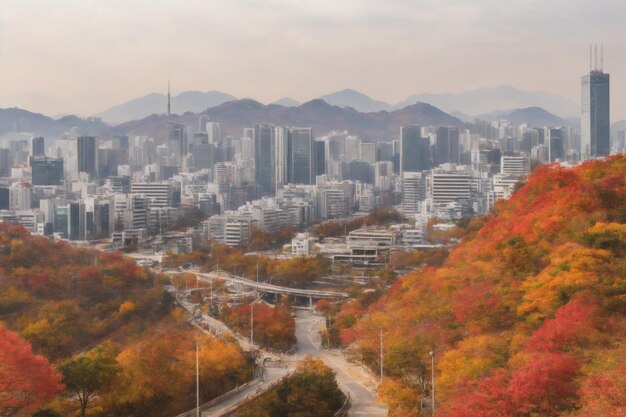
[429,350,435,417]
[380,329,384,380]
[256,260,260,299]
[196,341,200,417]
[250,303,254,346]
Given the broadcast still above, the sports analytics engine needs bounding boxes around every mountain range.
[3,101,620,142]
[476,107,576,127]
[94,91,236,125]
[91,85,579,125]
[397,85,579,118]
[113,99,465,141]
[0,108,112,138]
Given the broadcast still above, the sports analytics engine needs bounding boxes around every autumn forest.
[2,155,626,417]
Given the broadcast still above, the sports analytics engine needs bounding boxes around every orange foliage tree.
[335,156,626,416]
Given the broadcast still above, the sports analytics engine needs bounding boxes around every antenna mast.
[167,80,171,117]
[601,44,604,72]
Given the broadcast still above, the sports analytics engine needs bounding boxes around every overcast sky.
[0,0,624,119]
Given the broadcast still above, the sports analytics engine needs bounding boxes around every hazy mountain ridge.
[476,106,576,127]
[318,88,393,112]
[0,107,112,138]
[271,97,300,107]
[114,98,465,141]
[92,85,578,124]
[94,90,236,125]
[396,85,579,118]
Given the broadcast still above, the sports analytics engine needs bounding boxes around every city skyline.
[0,0,624,119]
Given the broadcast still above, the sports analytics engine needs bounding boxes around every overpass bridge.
[196,271,349,306]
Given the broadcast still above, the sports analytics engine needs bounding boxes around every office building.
[436,127,460,165]
[206,122,221,145]
[254,124,276,196]
[314,140,326,177]
[168,123,187,165]
[402,172,426,215]
[77,136,98,180]
[400,126,430,174]
[31,157,64,186]
[431,171,472,205]
[31,136,45,157]
[581,52,610,159]
[547,128,565,162]
[501,156,529,178]
[131,182,175,208]
[290,127,316,184]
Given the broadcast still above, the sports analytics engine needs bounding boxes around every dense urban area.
[0,12,624,416]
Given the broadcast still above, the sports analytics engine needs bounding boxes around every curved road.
[295,310,388,417]
[168,285,387,416]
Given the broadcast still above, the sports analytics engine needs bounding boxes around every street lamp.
[256,260,260,299]
[250,303,254,346]
[380,329,384,380]
[196,341,200,417]
[429,350,435,417]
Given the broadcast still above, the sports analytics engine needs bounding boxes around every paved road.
[200,367,290,417]
[170,286,386,416]
[295,310,388,417]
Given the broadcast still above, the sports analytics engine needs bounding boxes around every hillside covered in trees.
[337,156,626,417]
[0,225,252,417]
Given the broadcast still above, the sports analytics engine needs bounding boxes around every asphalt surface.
[295,310,388,417]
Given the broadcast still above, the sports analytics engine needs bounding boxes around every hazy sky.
[0,0,624,119]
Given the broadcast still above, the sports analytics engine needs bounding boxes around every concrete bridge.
[196,271,349,307]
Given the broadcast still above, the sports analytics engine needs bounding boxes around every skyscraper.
[289,127,316,185]
[31,136,45,157]
[274,126,289,191]
[547,128,565,162]
[254,124,276,196]
[400,125,430,174]
[314,140,326,177]
[436,126,460,165]
[77,136,98,180]
[581,48,610,159]
[168,123,187,166]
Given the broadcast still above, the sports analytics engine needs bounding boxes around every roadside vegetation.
[0,224,252,417]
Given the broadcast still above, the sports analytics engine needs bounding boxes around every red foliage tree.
[0,326,64,417]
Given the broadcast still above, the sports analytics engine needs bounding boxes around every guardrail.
[173,378,259,417]
[206,371,294,417]
[333,393,351,417]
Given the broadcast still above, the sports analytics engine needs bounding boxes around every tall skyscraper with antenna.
[581,45,610,159]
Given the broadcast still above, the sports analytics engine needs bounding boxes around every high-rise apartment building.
[581,52,610,159]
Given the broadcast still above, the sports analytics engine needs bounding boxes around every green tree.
[59,347,120,417]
